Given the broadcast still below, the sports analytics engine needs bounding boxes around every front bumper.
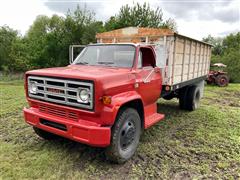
[23,107,111,147]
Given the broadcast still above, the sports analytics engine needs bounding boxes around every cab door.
[135,46,162,105]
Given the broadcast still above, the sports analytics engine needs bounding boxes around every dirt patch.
[203,92,240,107]
[171,171,197,180]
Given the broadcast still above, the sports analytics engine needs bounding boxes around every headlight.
[29,81,37,94]
[77,88,89,103]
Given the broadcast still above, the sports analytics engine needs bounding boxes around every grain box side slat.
[181,39,187,81]
[187,41,193,80]
[170,36,178,85]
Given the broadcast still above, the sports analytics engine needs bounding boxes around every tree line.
[0,3,239,82]
[203,33,240,83]
[0,3,176,72]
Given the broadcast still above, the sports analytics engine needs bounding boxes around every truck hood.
[26,65,131,81]
[26,65,136,99]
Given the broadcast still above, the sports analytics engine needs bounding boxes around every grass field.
[0,80,240,179]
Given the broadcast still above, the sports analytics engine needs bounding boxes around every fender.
[101,91,143,126]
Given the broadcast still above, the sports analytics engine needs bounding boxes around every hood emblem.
[47,88,64,94]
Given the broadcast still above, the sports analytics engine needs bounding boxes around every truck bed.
[96,27,212,88]
[155,34,211,87]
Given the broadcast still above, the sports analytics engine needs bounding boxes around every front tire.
[105,108,141,164]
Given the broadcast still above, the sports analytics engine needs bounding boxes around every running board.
[144,113,165,129]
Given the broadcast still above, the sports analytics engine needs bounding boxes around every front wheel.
[105,108,141,164]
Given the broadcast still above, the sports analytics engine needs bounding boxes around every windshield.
[73,45,136,68]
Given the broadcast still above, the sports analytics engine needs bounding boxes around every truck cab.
[23,43,164,163]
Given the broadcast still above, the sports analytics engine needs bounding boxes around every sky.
[0,0,239,40]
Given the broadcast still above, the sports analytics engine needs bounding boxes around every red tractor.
[206,63,229,87]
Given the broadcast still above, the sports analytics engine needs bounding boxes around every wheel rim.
[120,119,136,150]
[220,78,226,85]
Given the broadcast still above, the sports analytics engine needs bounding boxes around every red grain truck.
[23,27,212,163]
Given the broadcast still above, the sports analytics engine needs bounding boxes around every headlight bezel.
[29,81,38,94]
[77,87,90,103]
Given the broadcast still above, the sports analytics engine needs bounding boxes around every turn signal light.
[165,86,171,91]
[102,96,112,105]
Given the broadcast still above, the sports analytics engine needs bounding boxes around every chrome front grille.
[28,76,93,110]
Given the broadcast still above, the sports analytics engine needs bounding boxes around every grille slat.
[28,76,93,110]
[39,104,78,121]
[48,109,66,115]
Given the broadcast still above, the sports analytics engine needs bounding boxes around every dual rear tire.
[179,85,201,111]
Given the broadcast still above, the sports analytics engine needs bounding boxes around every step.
[144,113,165,129]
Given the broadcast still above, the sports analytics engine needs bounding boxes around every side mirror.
[69,45,73,64]
[69,45,86,64]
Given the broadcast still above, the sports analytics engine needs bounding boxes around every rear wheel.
[216,74,229,87]
[105,108,141,164]
[33,127,58,140]
[185,86,201,111]
[179,86,190,109]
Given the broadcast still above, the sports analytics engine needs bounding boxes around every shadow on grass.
[157,101,180,113]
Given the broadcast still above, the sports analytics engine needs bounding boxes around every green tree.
[64,5,96,45]
[202,35,224,55]
[222,32,240,54]
[9,37,30,71]
[104,2,177,31]
[0,26,18,71]
[81,21,105,44]
[203,33,240,82]
[25,5,104,69]
[26,15,52,68]
[221,32,240,82]
[0,26,29,72]
[221,49,240,83]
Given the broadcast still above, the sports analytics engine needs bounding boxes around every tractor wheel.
[105,108,141,164]
[216,75,229,87]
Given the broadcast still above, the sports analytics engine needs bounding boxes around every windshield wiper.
[98,61,114,65]
[76,61,88,65]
